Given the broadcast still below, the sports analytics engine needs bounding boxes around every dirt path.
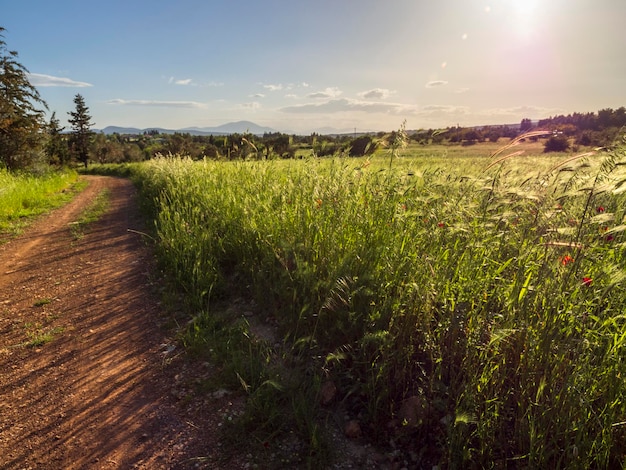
[0,176,231,469]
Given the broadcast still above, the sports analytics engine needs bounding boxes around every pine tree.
[67,93,94,168]
[520,118,533,132]
[45,111,69,165]
[0,27,48,169]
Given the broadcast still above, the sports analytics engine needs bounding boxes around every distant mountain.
[100,126,179,135]
[100,126,143,135]
[97,121,384,136]
[183,120,277,135]
[99,121,277,136]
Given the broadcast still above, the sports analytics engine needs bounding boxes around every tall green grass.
[132,138,626,468]
[0,168,80,238]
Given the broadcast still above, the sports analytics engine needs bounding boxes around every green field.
[113,140,626,467]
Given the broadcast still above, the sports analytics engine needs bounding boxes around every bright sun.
[508,0,541,40]
[512,0,539,16]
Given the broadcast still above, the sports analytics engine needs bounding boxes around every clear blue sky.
[3,0,625,134]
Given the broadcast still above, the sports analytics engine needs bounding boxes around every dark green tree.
[349,135,375,157]
[597,108,614,129]
[461,128,482,144]
[68,93,94,167]
[0,27,48,169]
[544,134,569,153]
[520,118,533,132]
[265,132,293,158]
[165,132,187,155]
[45,111,69,165]
[91,132,124,163]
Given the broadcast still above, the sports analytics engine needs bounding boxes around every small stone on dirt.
[398,395,427,428]
[319,380,337,405]
[344,420,362,439]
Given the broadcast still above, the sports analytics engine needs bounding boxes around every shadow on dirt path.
[0,176,232,469]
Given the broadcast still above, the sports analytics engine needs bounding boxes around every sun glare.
[509,0,541,40]
[512,0,539,17]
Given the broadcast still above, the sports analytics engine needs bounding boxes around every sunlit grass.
[129,138,626,468]
[0,168,81,239]
[69,188,111,239]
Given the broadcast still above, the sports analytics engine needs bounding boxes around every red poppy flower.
[597,206,605,213]
[437,221,445,228]
[560,255,574,266]
[582,277,593,286]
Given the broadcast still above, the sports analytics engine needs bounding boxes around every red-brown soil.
[0,176,237,469]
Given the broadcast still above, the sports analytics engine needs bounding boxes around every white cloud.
[28,73,92,88]
[415,105,472,126]
[406,104,566,128]
[250,93,265,98]
[425,80,448,88]
[240,102,261,110]
[307,87,342,99]
[421,104,469,114]
[264,83,283,91]
[358,88,394,100]
[167,77,195,86]
[281,98,417,115]
[167,77,215,86]
[107,99,206,108]
[284,82,310,90]
[409,104,561,128]
[485,105,562,117]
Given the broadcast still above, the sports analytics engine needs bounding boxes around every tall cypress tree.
[68,93,94,168]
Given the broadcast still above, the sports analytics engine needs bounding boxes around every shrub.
[544,134,570,152]
[349,135,375,157]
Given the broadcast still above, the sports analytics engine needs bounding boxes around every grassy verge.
[0,168,81,241]
[126,136,626,468]
[69,188,111,239]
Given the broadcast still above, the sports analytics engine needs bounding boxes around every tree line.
[85,106,626,163]
[414,108,626,150]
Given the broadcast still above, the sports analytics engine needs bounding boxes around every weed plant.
[132,134,626,468]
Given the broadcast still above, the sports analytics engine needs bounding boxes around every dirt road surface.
[0,176,232,469]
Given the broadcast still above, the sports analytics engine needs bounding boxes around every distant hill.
[100,126,144,135]
[99,121,277,136]
[97,121,371,136]
[182,120,277,135]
